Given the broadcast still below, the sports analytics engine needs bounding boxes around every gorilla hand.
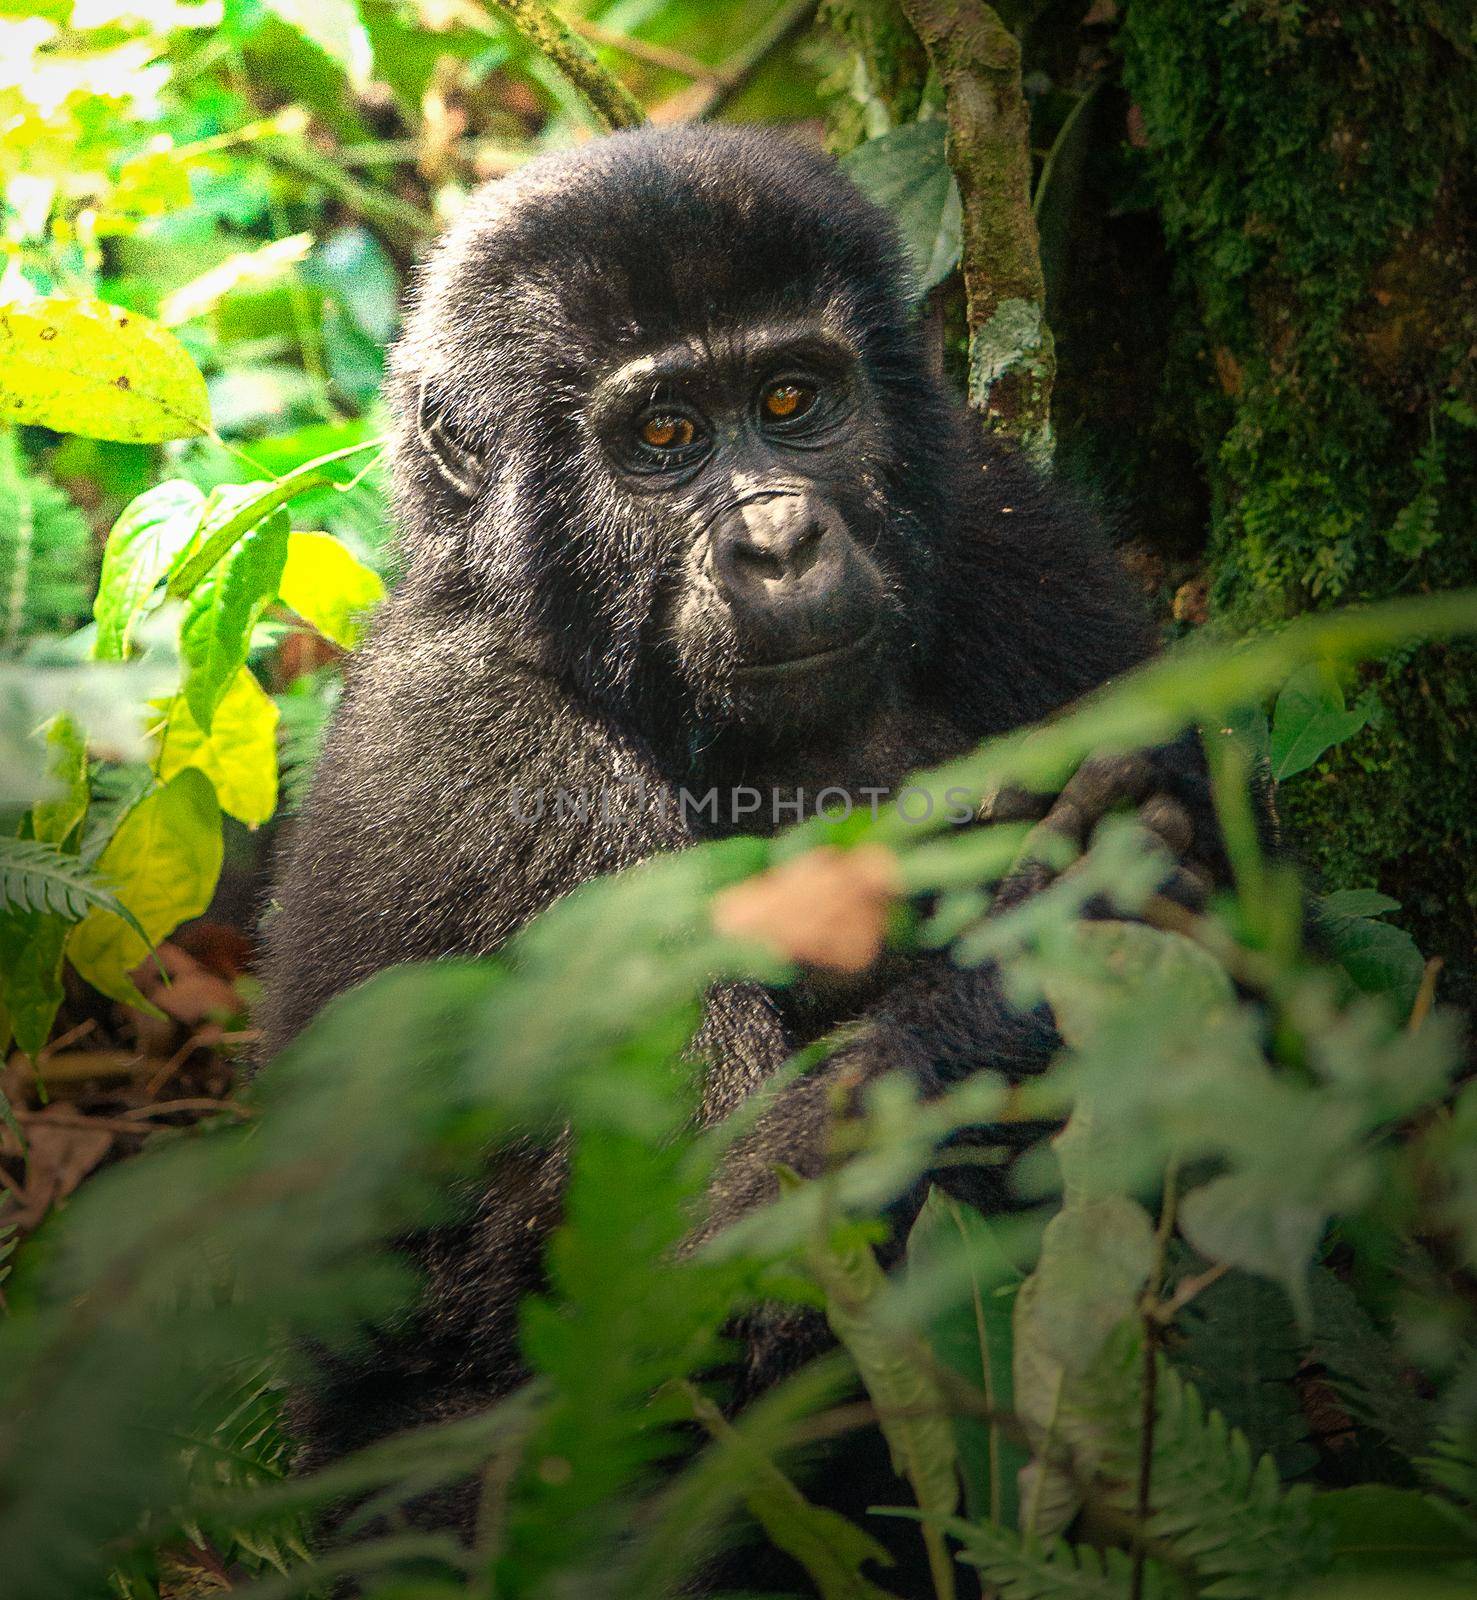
[985,730,1226,916]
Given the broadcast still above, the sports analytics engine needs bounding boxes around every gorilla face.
[588,318,899,734]
[390,125,953,744]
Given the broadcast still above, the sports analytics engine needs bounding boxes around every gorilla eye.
[639,412,696,450]
[762,382,816,421]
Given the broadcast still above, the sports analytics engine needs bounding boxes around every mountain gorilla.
[261,125,1222,1583]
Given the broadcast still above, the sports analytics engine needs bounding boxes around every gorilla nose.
[711,493,877,665]
[713,493,830,593]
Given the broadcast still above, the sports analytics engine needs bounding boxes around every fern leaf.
[0,835,145,941]
[0,428,93,651]
[944,1517,1174,1599]
[1091,1337,1326,1598]
[1309,1264,1434,1465]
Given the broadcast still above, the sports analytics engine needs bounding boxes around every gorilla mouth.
[734,624,879,677]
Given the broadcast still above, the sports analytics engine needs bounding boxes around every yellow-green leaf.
[278,530,385,649]
[66,769,222,1004]
[0,298,210,442]
[156,669,280,828]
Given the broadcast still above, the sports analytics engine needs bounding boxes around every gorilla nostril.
[732,542,786,579]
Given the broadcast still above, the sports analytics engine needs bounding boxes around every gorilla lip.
[734,624,879,676]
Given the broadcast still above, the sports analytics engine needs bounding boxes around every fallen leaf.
[711,844,901,974]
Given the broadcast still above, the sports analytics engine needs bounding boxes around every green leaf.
[0,835,140,930]
[906,1188,1026,1528]
[0,907,68,1059]
[262,0,373,86]
[1269,664,1371,781]
[803,1206,959,1592]
[156,668,280,828]
[179,504,289,733]
[1308,1485,1477,1571]
[1319,889,1401,919]
[93,480,206,660]
[684,1385,900,1600]
[0,427,93,649]
[940,1515,1176,1598]
[1315,898,1425,1012]
[278,531,385,649]
[0,298,210,442]
[1178,1172,1323,1326]
[66,769,222,1005]
[843,121,962,296]
[165,438,383,598]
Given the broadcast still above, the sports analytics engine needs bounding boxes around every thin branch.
[571,17,719,82]
[487,0,646,131]
[649,0,818,123]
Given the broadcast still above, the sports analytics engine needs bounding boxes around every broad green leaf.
[67,769,222,1005]
[802,1202,959,1585]
[906,1188,1026,1528]
[31,715,88,847]
[179,505,289,733]
[843,121,962,296]
[0,298,210,442]
[278,530,385,649]
[1308,1485,1477,1570]
[1178,1171,1323,1325]
[93,480,206,660]
[684,1385,899,1600]
[262,0,373,86]
[156,668,280,828]
[165,437,383,597]
[1038,920,1236,1052]
[1320,888,1401,919]
[1317,898,1425,1012]
[0,909,67,1058]
[1270,664,1371,781]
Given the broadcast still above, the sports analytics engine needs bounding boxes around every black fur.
[260,125,1198,1591]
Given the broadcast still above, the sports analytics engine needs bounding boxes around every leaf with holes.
[0,299,210,442]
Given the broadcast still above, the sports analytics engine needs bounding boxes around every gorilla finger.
[1157,863,1213,913]
[1137,793,1195,857]
[978,782,1053,825]
[1056,752,1158,833]
[991,860,1055,914]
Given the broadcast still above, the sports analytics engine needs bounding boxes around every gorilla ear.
[416,382,486,498]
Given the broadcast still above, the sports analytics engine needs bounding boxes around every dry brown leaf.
[711,844,901,974]
[4,1104,113,1232]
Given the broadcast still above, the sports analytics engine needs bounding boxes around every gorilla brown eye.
[763,382,815,421]
[639,413,696,450]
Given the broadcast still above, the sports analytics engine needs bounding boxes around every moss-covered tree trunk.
[1121,2,1477,994]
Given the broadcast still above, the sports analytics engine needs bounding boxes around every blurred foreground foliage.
[1,3,1476,1599]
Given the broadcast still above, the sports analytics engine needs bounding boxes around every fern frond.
[1309,1264,1434,1465]
[947,1517,1175,1599]
[0,835,144,941]
[1091,1339,1326,1598]
[0,429,93,652]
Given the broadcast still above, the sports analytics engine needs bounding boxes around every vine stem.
[1133,1160,1180,1600]
[488,0,647,130]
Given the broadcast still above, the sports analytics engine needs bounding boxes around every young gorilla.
[261,125,1221,1569]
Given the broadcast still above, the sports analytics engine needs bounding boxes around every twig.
[899,1,1055,461]
[1408,956,1443,1032]
[1149,1260,1230,1324]
[487,0,646,130]
[1132,1161,1180,1600]
[649,0,817,123]
[571,17,719,82]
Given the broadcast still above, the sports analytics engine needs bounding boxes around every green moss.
[1121,2,1477,990]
